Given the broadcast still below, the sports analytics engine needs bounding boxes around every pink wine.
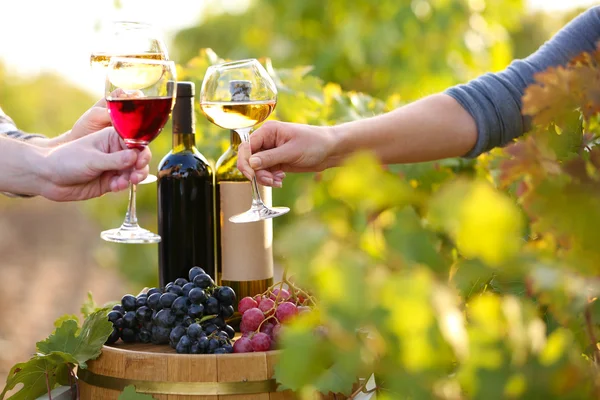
[107,97,173,149]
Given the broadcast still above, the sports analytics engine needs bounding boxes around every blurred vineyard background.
[0,0,594,393]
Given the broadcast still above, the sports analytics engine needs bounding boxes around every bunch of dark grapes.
[233,287,312,353]
[105,266,236,354]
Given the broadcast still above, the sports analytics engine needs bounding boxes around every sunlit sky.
[0,0,597,96]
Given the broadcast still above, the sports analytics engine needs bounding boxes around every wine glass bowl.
[199,59,289,223]
[101,57,176,244]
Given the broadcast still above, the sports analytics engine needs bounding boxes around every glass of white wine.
[200,59,290,223]
[90,21,169,184]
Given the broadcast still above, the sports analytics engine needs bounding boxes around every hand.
[237,121,337,187]
[39,127,151,201]
[49,98,113,147]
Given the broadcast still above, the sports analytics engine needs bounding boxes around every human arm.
[0,127,151,202]
[239,6,600,186]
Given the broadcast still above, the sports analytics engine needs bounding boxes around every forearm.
[329,94,477,165]
[0,136,49,196]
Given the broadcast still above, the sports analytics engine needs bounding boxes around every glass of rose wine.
[101,57,177,243]
[199,58,289,223]
[90,21,169,184]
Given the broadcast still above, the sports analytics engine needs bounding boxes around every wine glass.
[90,21,169,184]
[101,57,177,243]
[199,59,289,223]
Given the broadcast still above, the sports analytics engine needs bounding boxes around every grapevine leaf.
[0,352,75,400]
[118,385,156,400]
[36,309,113,369]
[53,314,79,329]
[80,292,98,318]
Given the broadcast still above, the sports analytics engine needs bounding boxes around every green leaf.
[0,352,75,400]
[118,385,156,400]
[36,309,113,369]
[80,292,99,319]
[53,314,79,329]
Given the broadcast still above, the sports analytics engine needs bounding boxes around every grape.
[242,308,265,331]
[106,328,120,345]
[260,322,275,337]
[238,297,258,314]
[258,298,276,316]
[225,325,236,339]
[121,328,136,343]
[147,287,162,297]
[251,332,271,352]
[189,288,208,304]
[193,273,214,289]
[215,286,236,306]
[272,324,282,341]
[240,320,252,334]
[154,309,176,328]
[147,293,162,310]
[114,318,125,329]
[198,336,209,353]
[270,288,291,302]
[107,310,122,323]
[170,325,186,344]
[223,344,234,353]
[165,282,174,291]
[206,297,220,315]
[253,295,263,304]
[233,336,253,353]
[176,339,190,354]
[182,315,194,327]
[204,323,219,335]
[159,293,178,308]
[189,266,206,282]
[172,296,189,316]
[213,348,228,354]
[151,326,171,345]
[208,338,220,353]
[123,311,137,329]
[212,316,226,329]
[187,323,202,339]
[188,303,205,319]
[112,304,125,314]
[275,302,298,323]
[121,295,136,311]
[182,282,195,297]
[135,295,147,308]
[298,306,312,315]
[220,305,235,319]
[135,306,152,322]
[174,278,188,287]
[190,342,202,354]
[138,329,152,343]
[167,285,183,296]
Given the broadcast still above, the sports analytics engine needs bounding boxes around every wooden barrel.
[78,343,344,399]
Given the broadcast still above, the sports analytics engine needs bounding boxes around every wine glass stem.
[236,128,264,209]
[122,181,139,228]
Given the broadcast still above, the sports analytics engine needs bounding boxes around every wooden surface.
[78,342,329,399]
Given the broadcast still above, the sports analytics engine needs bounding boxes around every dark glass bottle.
[157,81,215,286]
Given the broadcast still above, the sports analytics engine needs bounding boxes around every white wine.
[215,130,274,308]
[200,100,276,130]
[90,52,166,68]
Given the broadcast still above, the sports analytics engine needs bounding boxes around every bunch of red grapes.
[233,287,312,353]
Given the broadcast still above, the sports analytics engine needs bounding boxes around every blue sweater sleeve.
[446,6,600,158]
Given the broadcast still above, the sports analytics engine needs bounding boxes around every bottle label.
[219,182,273,281]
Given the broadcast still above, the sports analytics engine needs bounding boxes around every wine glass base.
[229,206,290,223]
[101,226,161,244]
[139,174,158,185]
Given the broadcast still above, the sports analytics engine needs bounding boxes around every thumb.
[88,149,137,172]
[249,144,294,171]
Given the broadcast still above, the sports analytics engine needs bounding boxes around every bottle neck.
[172,94,196,152]
[229,130,241,152]
[173,133,196,153]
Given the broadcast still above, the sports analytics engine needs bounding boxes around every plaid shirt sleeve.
[0,106,45,198]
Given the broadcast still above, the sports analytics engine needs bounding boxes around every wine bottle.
[215,129,274,305]
[157,81,215,286]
